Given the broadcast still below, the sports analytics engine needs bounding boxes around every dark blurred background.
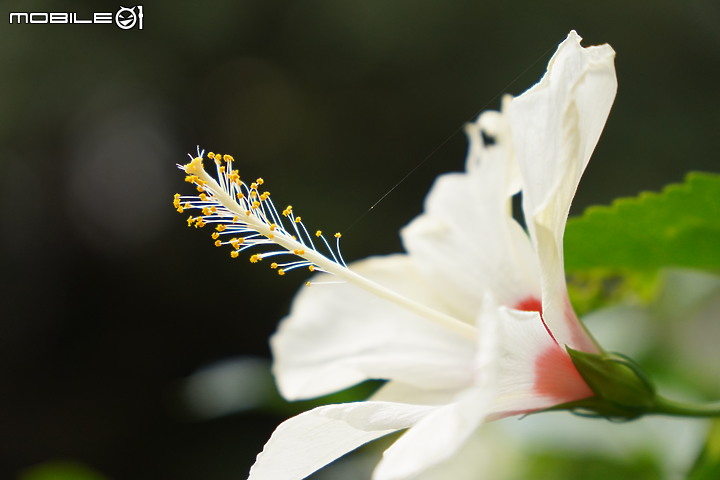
[1,1,719,479]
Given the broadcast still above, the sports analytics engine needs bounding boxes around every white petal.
[508,31,616,350]
[272,254,476,400]
[373,387,494,480]
[476,296,593,416]
[401,108,540,319]
[370,295,592,480]
[369,295,505,480]
[248,401,434,480]
[371,380,462,406]
[411,423,520,480]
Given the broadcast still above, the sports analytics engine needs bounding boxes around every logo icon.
[115,5,143,30]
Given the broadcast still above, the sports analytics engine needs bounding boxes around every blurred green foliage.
[19,460,107,480]
[689,419,720,480]
[523,452,663,480]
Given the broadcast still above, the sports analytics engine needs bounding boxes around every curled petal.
[508,31,617,350]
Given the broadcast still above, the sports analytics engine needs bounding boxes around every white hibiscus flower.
[175,30,617,480]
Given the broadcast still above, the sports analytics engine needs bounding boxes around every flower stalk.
[552,348,720,420]
[652,397,720,418]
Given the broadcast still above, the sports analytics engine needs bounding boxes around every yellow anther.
[176,206,184,213]
[178,150,349,279]
[305,281,311,287]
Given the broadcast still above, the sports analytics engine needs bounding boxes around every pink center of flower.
[515,296,556,343]
[533,345,594,401]
[514,297,543,314]
[515,296,593,403]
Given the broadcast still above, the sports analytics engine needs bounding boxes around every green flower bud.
[560,348,657,420]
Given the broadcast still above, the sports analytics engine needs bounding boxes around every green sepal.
[544,349,720,420]
[558,349,657,420]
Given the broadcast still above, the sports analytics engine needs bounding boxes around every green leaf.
[565,172,720,272]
